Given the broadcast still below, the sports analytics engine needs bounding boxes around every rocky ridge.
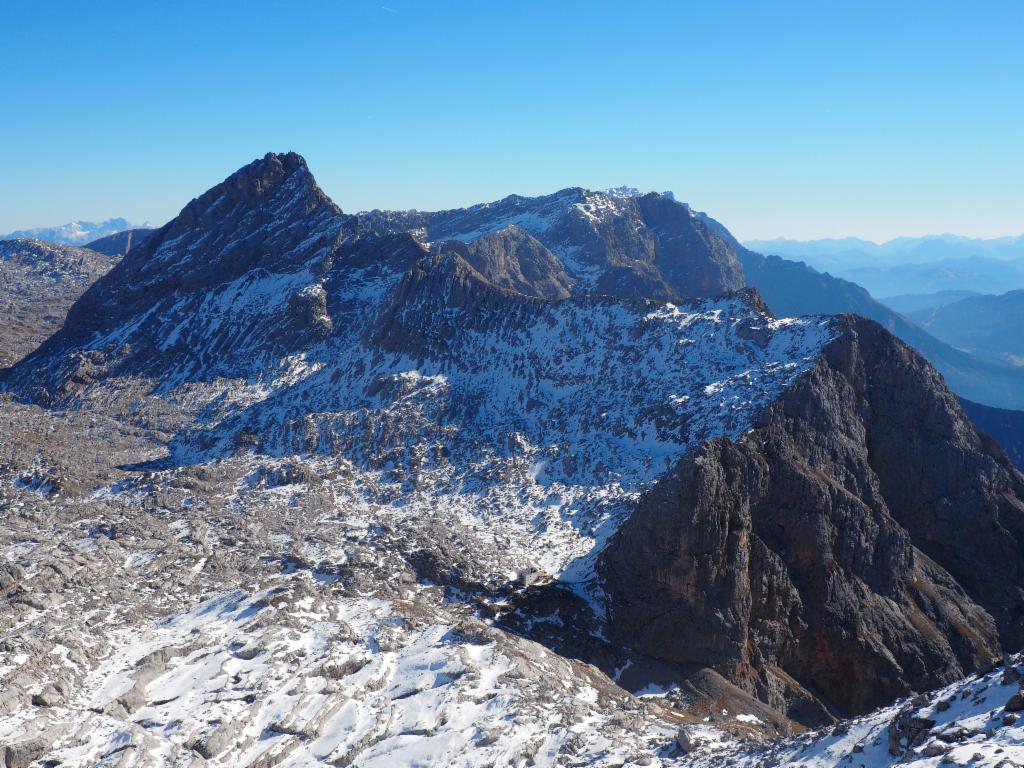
[360,184,745,302]
[2,153,1023,766]
[603,316,1024,722]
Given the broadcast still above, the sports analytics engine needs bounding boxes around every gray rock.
[602,317,1024,722]
[30,686,61,708]
[0,563,24,597]
[887,708,937,757]
[923,741,951,757]
[2,735,53,768]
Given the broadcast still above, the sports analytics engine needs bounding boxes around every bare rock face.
[42,152,344,350]
[84,227,154,257]
[360,186,745,302]
[630,192,744,300]
[602,316,1024,723]
[437,225,572,299]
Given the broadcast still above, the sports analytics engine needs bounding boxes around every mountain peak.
[184,151,334,219]
[263,150,307,170]
[12,153,348,363]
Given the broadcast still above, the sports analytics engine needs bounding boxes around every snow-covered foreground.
[4,518,1023,767]
[0,564,684,766]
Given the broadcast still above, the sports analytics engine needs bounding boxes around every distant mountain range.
[704,219,1024,410]
[878,289,981,315]
[838,257,1024,298]
[960,398,1024,471]
[906,289,1024,368]
[0,217,140,245]
[744,234,1024,297]
[745,233,1024,266]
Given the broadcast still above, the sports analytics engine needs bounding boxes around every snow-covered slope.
[0,435,687,766]
[687,655,1024,768]
[8,178,835,596]
[0,576,680,766]
[168,286,834,590]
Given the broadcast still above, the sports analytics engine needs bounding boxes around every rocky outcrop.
[602,316,1024,722]
[372,251,542,358]
[84,227,154,257]
[361,186,746,302]
[438,225,572,299]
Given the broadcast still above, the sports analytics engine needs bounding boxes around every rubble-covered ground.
[2,392,1023,767]
[1,398,690,765]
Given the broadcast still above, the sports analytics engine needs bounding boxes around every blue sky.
[2,0,1022,241]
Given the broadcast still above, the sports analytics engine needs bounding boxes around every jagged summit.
[359,184,744,301]
[6,154,750,402]
[15,153,348,375]
[167,151,341,242]
[194,151,329,211]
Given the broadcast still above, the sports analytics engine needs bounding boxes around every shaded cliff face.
[602,316,1024,722]
[435,225,573,300]
[52,152,347,349]
[84,227,154,257]
[959,397,1024,471]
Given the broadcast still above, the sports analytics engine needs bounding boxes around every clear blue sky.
[2,0,1022,241]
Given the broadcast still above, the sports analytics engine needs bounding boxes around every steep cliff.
[603,316,1024,722]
